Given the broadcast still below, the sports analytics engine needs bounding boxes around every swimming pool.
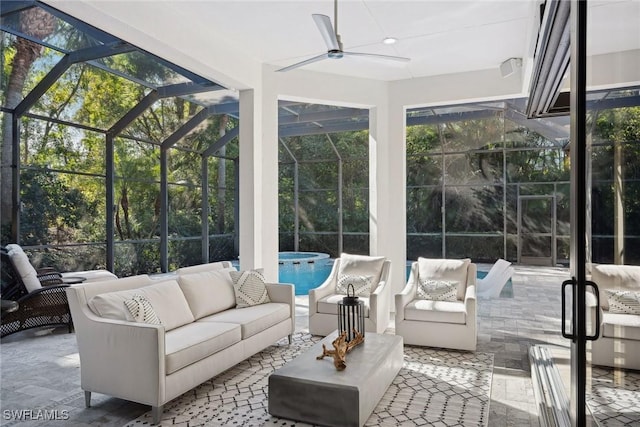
[278,252,333,295]
[232,252,333,296]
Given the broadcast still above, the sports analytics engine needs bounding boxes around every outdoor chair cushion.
[404,299,467,324]
[338,253,386,290]
[316,294,370,318]
[591,263,640,310]
[417,258,471,300]
[7,249,41,293]
[601,312,640,341]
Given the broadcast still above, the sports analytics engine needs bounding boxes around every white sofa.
[66,262,295,423]
[395,258,477,351]
[590,263,640,370]
[308,253,391,336]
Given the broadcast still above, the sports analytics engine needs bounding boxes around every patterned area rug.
[125,333,493,427]
[588,367,640,426]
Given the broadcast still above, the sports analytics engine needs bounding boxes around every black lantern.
[337,284,365,342]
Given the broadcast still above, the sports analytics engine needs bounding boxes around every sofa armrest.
[72,309,165,406]
[266,283,295,334]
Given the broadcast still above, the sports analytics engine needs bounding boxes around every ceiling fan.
[276,0,410,72]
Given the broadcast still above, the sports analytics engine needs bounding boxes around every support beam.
[108,92,159,136]
[14,41,135,117]
[11,115,20,242]
[201,156,209,263]
[238,82,279,280]
[106,134,115,271]
[0,1,36,17]
[160,148,169,272]
[203,126,239,157]
[370,102,407,300]
[162,107,214,149]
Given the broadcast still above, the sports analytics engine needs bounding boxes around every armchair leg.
[84,391,91,408]
[152,405,164,425]
[288,334,292,345]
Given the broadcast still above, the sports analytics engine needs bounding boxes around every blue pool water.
[278,252,332,295]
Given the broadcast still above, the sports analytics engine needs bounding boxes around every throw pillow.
[336,274,374,297]
[124,294,162,324]
[605,289,640,315]
[229,269,271,308]
[417,279,459,302]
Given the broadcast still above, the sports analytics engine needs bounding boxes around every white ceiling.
[48,0,640,88]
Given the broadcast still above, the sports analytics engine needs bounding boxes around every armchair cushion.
[338,253,386,289]
[178,269,236,319]
[230,270,270,308]
[591,263,640,310]
[417,279,459,302]
[602,312,640,340]
[404,299,466,324]
[336,274,373,296]
[317,294,370,318]
[605,289,640,315]
[417,258,470,300]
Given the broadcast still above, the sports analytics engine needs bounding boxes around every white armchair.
[309,253,391,336]
[395,258,477,351]
[590,263,640,370]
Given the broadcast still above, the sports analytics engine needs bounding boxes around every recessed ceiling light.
[382,37,397,45]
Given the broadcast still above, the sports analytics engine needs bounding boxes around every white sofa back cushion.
[338,253,386,289]
[178,269,236,319]
[417,258,471,301]
[89,279,195,331]
[175,261,234,275]
[8,248,41,293]
[591,264,640,310]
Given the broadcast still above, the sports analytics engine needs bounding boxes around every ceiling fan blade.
[276,53,330,72]
[312,14,339,51]
[342,51,411,62]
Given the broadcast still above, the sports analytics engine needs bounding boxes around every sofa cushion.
[88,279,194,331]
[198,303,290,339]
[165,322,241,374]
[178,269,236,319]
[124,294,162,325]
[417,258,470,301]
[417,279,459,302]
[404,299,467,324]
[8,249,41,293]
[316,294,370,318]
[605,290,640,315]
[229,270,270,307]
[592,264,640,310]
[336,274,373,297]
[338,253,386,289]
[602,312,640,341]
[175,261,233,275]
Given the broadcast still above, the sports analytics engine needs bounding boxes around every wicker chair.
[1,247,72,338]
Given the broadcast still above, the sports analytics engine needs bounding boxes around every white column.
[369,101,407,302]
[238,76,279,281]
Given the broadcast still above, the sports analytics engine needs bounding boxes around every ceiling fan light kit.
[277,0,410,72]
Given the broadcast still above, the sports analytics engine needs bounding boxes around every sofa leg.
[84,391,91,408]
[288,334,292,344]
[152,405,163,425]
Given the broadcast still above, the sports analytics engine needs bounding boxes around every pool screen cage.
[3,2,640,276]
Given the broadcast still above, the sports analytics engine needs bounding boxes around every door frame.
[517,195,557,267]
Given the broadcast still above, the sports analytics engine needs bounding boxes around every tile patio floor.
[0,265,572,426]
